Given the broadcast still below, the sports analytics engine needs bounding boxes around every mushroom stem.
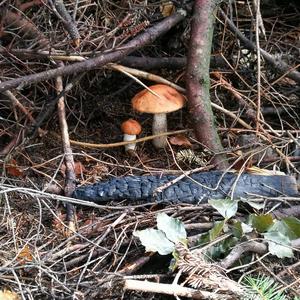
[152,113,168,148]
[123,134,137,151]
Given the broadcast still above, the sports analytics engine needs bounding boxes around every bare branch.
[0,10,186,92]
[219,9,300,84]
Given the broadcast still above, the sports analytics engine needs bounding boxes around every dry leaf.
[60,161,86,177]
[74,161,86,175]
[230,151,253,171]
[17,245,33,265]
[52,211,77,237]
[246,166,285,175]
[52,210,65,232]
[0,290,20,300]
[6,159,24,177]
[86,162,109,181]
[72,38,80,48]
[160,1,175,17]
[63,221,76,237]
[169,135,192,147]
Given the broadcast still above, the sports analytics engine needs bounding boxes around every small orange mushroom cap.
[121,119,142,135]
[132,84,185,114]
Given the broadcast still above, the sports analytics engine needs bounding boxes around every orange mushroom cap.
[121,119,142,135]
[132,84,185,114]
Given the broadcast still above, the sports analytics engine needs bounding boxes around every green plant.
[243,275,287,300]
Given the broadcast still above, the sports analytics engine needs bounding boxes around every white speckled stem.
[152,113,167,148]
[123,134,137,151]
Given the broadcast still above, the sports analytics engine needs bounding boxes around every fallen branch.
[121,56,186,69]
[3,9,49,49]
[0,10,186,92]
[50,0,80,47]
[272,205,300,219]
[123,279,228,299]
[55,64,76,233]
[120,55,227,70]
[219,241,267,269]
[0,49,227,70]
[220,238,300,270]
[219,9,300,84]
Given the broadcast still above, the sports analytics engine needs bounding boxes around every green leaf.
[264,230,293,258]
[133,228,175,255]
[208,199,238,219]
[156,212,187,244]
[206,236,238,260]
[232,221,243,238]
[196,220,228,248]
[242,199,265,210]
[268,219,298,240]
[209,220,225,240]
[250,214,274,233]
[281,217,300,239]
[196,232,210,246]
[241,222,253,234]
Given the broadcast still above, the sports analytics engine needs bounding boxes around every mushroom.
[121,119,142,152]
[132,84,185,148]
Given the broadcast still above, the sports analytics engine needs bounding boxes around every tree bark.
[186,0,228,170]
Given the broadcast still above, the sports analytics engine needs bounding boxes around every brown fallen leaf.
[230,150,253,171]
[160,1,175,17]
[169,135,192,148]
[72,38,80,48]
[52,210,78,237]
[17,245,33,265]
[6,159,24,177]
[52,210,65,233]
[60,161,86,177]
[86,162,109,181]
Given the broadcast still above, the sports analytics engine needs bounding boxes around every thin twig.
[255,0,262,132]
[219,9,300,84]
[50,0,80,47]
[55,64,76,232]
[124,279,227,299]
[0,10,187,92]
[51,129,191,149]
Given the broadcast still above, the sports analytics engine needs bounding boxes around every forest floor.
[0,0,300,299]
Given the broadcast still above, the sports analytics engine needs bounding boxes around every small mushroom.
[132,84,185,148]
[121,119,142,152]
